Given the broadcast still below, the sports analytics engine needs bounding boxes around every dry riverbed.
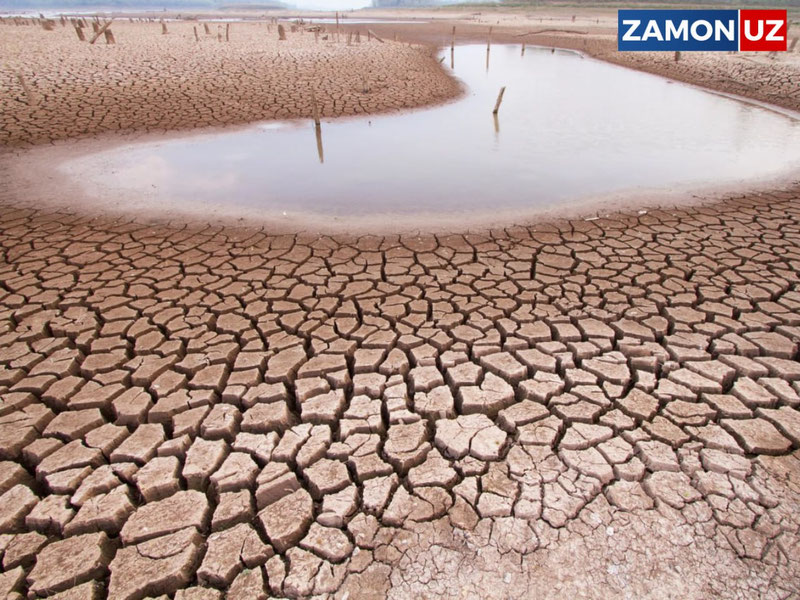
[1,9,800,600]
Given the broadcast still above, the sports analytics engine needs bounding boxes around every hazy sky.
[290,0,372,9]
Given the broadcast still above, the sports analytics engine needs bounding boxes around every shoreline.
[3,121,800,237]
[1,38,799,235]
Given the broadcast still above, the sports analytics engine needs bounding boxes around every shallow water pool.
[60,44,800,225]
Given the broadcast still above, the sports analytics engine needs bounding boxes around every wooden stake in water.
[492,86,506,115]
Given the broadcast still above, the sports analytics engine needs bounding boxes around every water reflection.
[63,45,800,221]
[314,123,324,164]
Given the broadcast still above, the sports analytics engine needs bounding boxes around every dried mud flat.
[0,20,460,146]
[1,10,800,600]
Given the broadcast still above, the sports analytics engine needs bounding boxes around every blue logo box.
[618,9,739,51]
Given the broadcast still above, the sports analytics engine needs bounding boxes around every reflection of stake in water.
[311,90,323,163]
[486,26,492,72]
[451,26,455,69]
[314,123,324,164]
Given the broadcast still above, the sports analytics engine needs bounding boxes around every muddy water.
[60,44,800,224]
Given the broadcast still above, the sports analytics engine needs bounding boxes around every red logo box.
[740,9,788,51]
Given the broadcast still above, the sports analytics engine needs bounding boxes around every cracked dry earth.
[0,21,459,147]
[2,185,800,600]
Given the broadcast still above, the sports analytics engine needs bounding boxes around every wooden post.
[521,42,525,56]
[367,29,383,43]
[161,21,167,34]
[451,25,455,52]
[104,28,115,44]
[193,25,198,41]
[17,73,35,106]
[204,22,210,34]
[347,32,352,45]
[355,30,360,43]
[278,24,286,40]
[311,90,320,126]
[92,21,99,33]
[367,30,371,41]
[74,25,85,41]
[674,50,680,62]
[314,29,319,43]
[487,26,492,52]
[89,21,112,44]
[226,23,230,42]
[335,11,339,42]
[492,86,505,115]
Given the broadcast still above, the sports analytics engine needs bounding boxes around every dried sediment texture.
[0,21,460,147]
[1,185,800,597]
